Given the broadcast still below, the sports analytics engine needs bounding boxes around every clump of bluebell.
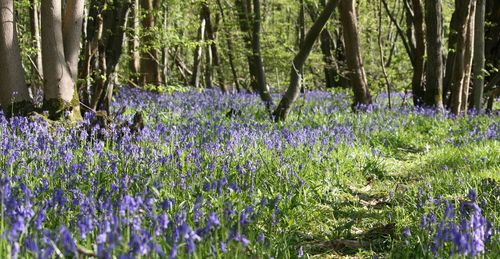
[417,189,494,257]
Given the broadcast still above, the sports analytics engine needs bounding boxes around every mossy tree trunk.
[41,0,83,120]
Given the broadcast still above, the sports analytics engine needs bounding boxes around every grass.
[0,87,498,258]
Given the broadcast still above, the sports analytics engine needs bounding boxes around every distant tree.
[79,0,131,113]
[273,0,339,121]
[306,0,346,89]
[216,0,241,92]
[0,0,34,117]
[235,0,274,114]
[191,4,207,88]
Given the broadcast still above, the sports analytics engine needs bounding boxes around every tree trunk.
[306,0,343,89]
[411,0,426,106]
[217,0,241,92]
[90,0,131,112]
[443,6,460,107]
[139,0,161,86]
[472,0,485,111]
[251,0,274,112]
[338,0,372,109]
[29,0,43,93]
[129,0,141,85]
[424,0,444,109]
[236,0,274,113]
[203,4,226,92]
[450,0,476,115]
[273,0,339,121]
[0,0,33,116]
[41,0,82,120]
[461,1,477,113]
[63,0,85,81]
[191,5,206,88]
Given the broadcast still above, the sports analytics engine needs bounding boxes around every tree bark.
[411,0,426,106]
[191,5,206,88]
[461,1,477,113]
[29,0,43,91]
[472,0,485,111]
[273,0,339,121]
[129,0,141,84]
[41,0,82,120]
[450,0,476,115]
[444,6,460,107]
[251,0,273,112]
[139,0,161,86]
[338,0,372,109]
[63,0,85,81]
[236,0,274,113]
[217,0,241,92]
[0,0,33,116]
[89,0,131,112]
[424,0,444,109]
[306,0,344,89]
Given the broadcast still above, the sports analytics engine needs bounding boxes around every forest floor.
[0,87,499,258]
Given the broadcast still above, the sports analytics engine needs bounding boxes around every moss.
[42,96,82,122]
[3,101,35,118]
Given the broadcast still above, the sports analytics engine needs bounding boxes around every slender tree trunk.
[191,6,206,88]
[273,0,339,121]
[217,0,241,92]
[251,0,274,111]
[339,0,372,109]
[443,8,460,107]
[90,0,131,112]
[411,0,426,106]
[203,3,213,89]
[236,0,274,112]
[450,0,476,115]
[472,0,485,111]
[129,0,141,84]
[297,0,306,87]
[461,1,477,113]
[378,0,392,109]
[29,0,43,91]
[424,0,444,109]
[307,0,344,88]
[41,0,82,120]
[0,0,33,116]
[162,4,169,85]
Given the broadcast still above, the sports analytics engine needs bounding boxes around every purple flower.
[402,228,411,238]
[467,189,477,202]
[59,226,77,256]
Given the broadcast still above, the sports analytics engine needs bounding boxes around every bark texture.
[339,0,372,109]
[424,0,444,109]
[0,0,33,116]
[41,0,82,120]
[472,0,485,111]
[450,0,476,115]
[139,0,161,85]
